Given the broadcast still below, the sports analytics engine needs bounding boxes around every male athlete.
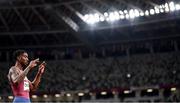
[7,50,46,103]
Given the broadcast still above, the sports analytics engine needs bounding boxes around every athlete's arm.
[9,59,39,84]
[29,61,46,91]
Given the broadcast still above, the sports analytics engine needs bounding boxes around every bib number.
[24,81,29,91]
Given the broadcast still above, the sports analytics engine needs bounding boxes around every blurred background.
[0,0,180,102]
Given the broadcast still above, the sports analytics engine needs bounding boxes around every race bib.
[24,80,29,91]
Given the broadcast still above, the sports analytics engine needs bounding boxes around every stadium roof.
[0,0,180,49]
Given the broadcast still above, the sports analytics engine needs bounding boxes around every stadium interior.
[0,0,180,102]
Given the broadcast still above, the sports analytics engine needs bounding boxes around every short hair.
[13,49,27,61]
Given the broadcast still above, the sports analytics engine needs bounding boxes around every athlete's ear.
[17,56,21,61]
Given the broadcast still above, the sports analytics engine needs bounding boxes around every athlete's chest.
[17,69,30,91]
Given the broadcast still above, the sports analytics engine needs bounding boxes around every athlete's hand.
[28,58,40,69]
[38,61,46,74]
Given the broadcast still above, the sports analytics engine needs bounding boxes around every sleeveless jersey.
[11,77,30,99]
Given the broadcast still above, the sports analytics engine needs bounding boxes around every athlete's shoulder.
[8,66,16,81]
[10,66,16,69]
[9,66,18,73]
[9,66,14,71]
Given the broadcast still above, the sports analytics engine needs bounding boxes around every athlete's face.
[18,52,29,66]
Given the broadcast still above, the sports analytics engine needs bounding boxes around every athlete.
[7,50,46,103]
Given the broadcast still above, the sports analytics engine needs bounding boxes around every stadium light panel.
[124,90,130,94]
[94,13,99,17]
[160,8,164,13]
[55,94,61,98]
[124,10,128,14]
[161,5,165,8]
[125,14,130,19]
[109,12,117,21]
[94,13,100,22]
[147,89,153,93]
[99,16,105,22]
[169,2,176,11]
[87,18,96,24]
[8,96,13,100]
[129,9,135,19]
[127,73,131,78]
[114,11,120,20]
[134,9,140,17]
[104,12,108,17]
[175,4,180,10]
[119,10,124,15]
[78,93,85,96]
[83,1,180,24]
[83,14,89,21]
[87,14,96,24]
[106,17,110,21]
[171,87,176,92]
[165,3,170,12]
[120,15,125,19]
[155,7,160,14]
[101,91,107,95]
[159,5,163,9]
[32,95,37,99]
[150,9,155,15]
[43,94,48,98]
[66,93,71,97]
[140,12,144,16]
[145,10,149,16]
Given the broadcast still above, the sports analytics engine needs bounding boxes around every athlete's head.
[13,49,29,66]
